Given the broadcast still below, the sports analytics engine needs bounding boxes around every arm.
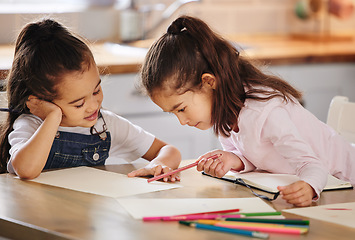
[127,138,182,182]
[262,106,328,206]
[11,96,62,179]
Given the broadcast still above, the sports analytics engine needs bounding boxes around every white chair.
[327,96,355,144]
[0,91,8,123]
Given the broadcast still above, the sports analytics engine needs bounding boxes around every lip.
[85,110,99,121]
[193,122,200,128]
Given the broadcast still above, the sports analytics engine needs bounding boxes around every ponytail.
[141,15,302,137]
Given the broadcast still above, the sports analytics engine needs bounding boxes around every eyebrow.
[68,79,101,104]
[169,102,183,112]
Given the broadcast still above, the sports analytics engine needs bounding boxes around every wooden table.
[1,160,355,240]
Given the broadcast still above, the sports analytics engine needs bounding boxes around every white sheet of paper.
[116,197,277,219]
[29,166,181,198]
[283,202,355,228]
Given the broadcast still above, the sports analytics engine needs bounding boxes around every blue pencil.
[180,221,269,239]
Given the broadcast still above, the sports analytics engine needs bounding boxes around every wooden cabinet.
[101,73,221,160]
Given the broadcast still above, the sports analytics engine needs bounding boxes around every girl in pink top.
[139,15,355,207]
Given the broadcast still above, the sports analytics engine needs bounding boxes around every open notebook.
[203,171,353,197]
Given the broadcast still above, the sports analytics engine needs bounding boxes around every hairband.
[167,18,186,35]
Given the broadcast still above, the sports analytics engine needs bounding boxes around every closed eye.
[177,107,186,113]
[93,88,101,95]
[75,102,85,108]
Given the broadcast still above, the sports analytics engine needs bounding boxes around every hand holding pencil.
[196,150,244,178]
[147,154,222,183]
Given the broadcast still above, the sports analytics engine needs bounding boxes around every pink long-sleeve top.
[219,96,355,199]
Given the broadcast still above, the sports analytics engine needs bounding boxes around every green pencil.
[241,211,282,217]
[225,218,310,225]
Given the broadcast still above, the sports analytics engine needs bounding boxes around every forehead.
[56,66,100,101]
[151,89,193,112]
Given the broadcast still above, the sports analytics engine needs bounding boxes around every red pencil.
[147,154,221,183]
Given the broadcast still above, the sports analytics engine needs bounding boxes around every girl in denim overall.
[0,19,181,180]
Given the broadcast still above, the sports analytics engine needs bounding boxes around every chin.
[197,125,212,131]
[62,119,98,128]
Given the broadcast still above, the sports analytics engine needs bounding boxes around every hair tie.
[167,18,186,35]
[0,108,19,113]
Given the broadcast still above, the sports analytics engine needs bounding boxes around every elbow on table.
[11,159,42,180]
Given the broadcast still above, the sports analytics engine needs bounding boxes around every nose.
[87,94,101,112]
[176,114,189,126]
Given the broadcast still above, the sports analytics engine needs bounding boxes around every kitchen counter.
[1,34,355,78]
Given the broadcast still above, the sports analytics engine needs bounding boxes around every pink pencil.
[147,154,221,183]
[143,214,242,222]
[142,208,240,221]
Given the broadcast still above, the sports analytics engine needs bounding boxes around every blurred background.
[0,0,354,160]
[0,0,354,43]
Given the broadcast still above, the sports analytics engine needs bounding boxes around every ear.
[201,73,217,90]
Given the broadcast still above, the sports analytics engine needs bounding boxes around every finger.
[203,156,218,174]
[197,150,223,171]
[278,185,313,206]
[127,168,149,177]
[214,161,227,178]
[197,158,207,171]
[278,182,302,195]
[209,158,222,176]
[280,189,304,201]
[286,195,312,207]
[175,174,181,181]
[169,172,179,182]
[153,165,163,177]
[27,95,39,101]
[161,166,172,182]
[196,150,221,162]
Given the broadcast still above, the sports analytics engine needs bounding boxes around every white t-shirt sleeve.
[7,114,42,173]
[103,110,155,162]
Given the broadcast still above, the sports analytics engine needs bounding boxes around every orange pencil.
[147,154,221,183]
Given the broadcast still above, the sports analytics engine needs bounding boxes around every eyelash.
[177,107,186,113]
[75,103,84,108]
[75,88,101,108]
[93,88,101,95]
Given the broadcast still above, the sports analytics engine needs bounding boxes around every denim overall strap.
[44,131,111,170]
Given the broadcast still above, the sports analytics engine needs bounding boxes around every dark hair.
[140,15,302,137]
[0,18,95,173]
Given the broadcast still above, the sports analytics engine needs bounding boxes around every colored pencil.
[214,222,308,235]
[187,208,240,215]
[144,214,243,221]
[179,221,269,239]
[195,220,308,235]
[225,218,310,225]
[142,208,240,221]
[240,211,282,217]
[147,154,221,183]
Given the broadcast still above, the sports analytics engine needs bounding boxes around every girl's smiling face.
[53,65,103,128]
[151,74,215,130]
